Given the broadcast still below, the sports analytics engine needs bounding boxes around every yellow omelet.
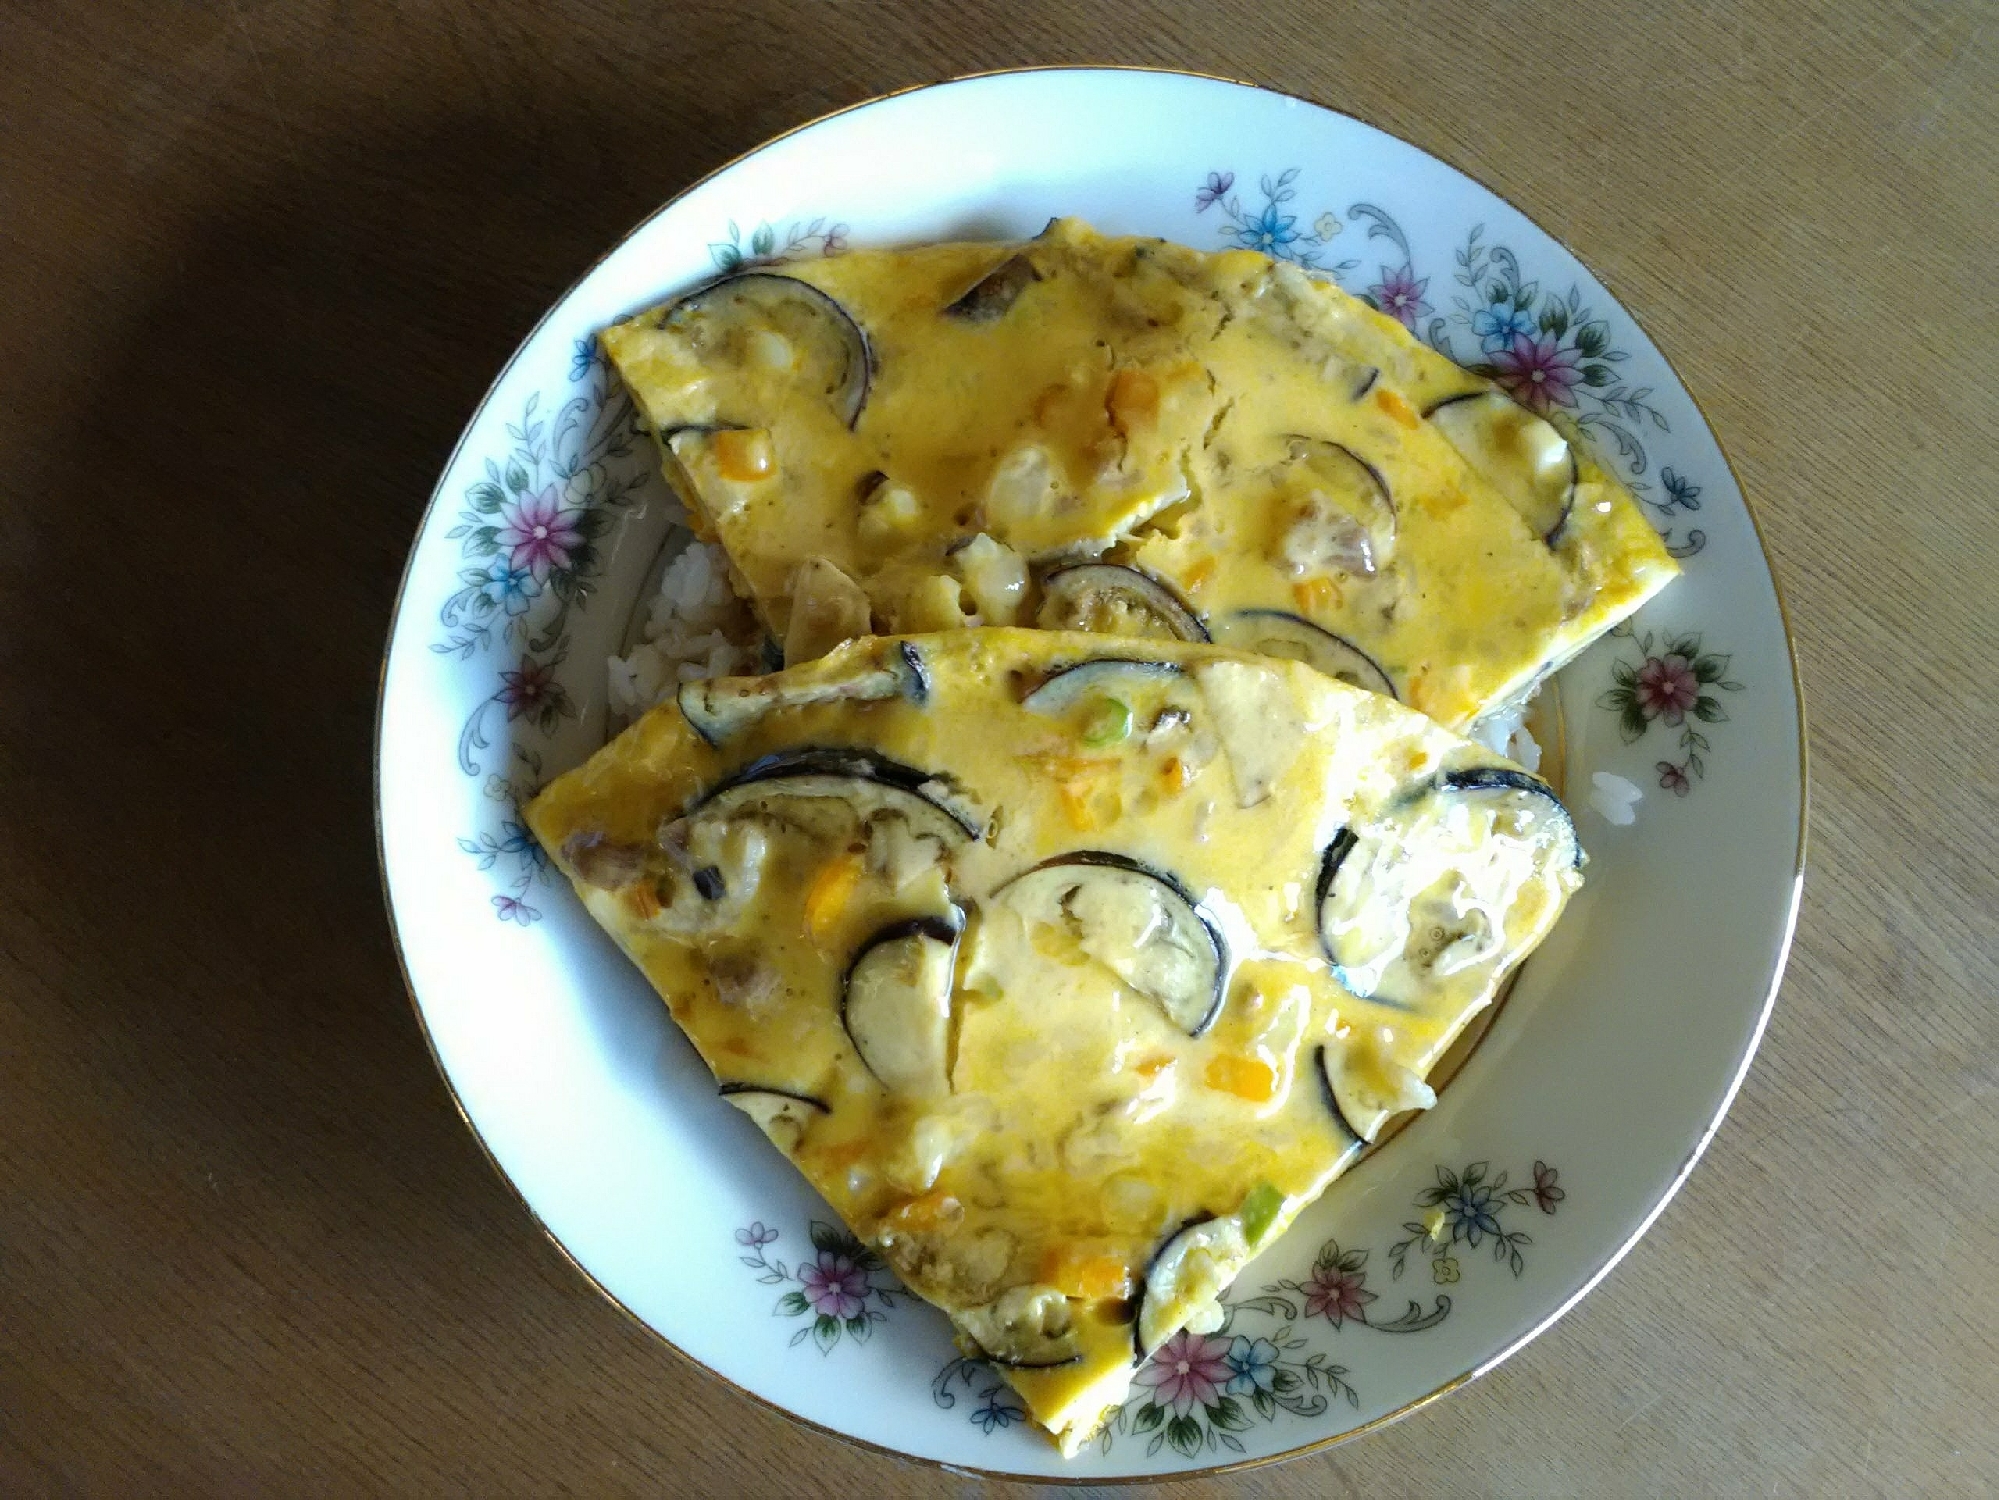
[600,219,1677,733]
[527,630,1583,1452]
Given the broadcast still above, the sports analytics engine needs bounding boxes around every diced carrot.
[802,853,862,942]
[713,427,776,481]
[1058,778,1121,831]
[1133,1053,1174,1080]
[1374,387,1419,428]
[1158,756,1194,794]
[1292,576,1339,614]
[1106,367,1160,433]
[626,883,661,920]
[1038,1244,1135,1302]
[1182,556,1216,593]
[1204,1053,1278,1103]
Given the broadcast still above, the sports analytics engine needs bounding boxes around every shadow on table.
[0,86,838,1335]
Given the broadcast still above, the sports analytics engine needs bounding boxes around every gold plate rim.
[372,62,1809,1484]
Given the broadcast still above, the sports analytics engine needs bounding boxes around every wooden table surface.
[4,1,1995,1493]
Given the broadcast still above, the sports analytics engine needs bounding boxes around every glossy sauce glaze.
[527,631,1582,1450]
[599,220,1677,732]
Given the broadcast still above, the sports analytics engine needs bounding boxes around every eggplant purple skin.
[838,913,962,1090]
[1131,1212,1217,1362]
[1037,563,1211,644]
[679,643,931,748]
[1316,764,1581,1004]
[1216,609,1398,701]
[716,1082,830,1112]
[1289,436,1395,517]
[1312,828,1417,1012]
[839,913,962,992]
[969,1344,1084,1372]
[692,746,983,838]
[1312,827,1359,969]
[997,850,1230,1038]
[1018,656,1185,715]
[1312,1044,1369,1147]
[1437,766,1583,869]
[943,251,1041,322]
[659,271,874,428]
[1420,389,1577,546]
[897,641,931,705]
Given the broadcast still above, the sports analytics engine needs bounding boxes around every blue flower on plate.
[1660,467,1702,511]
[1223,1335,1281,1396]
[569,337,599,382]
[477,559,539,617]
[971,1394,1025,1433]
[1231,202,1298,255]
[1442,1180,1503,1246]
[1471,302,1534,351]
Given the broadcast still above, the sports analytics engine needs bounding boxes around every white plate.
[376,68,1804,1480]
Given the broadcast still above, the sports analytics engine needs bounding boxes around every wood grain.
[2,1,1994,1493]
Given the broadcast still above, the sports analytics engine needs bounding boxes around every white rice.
[606,539,763,717]
[1469,694,1544,773]
[1589,771,1642,826]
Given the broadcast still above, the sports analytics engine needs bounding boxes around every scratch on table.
[1705,12,1962,197]
[225,0,303,170]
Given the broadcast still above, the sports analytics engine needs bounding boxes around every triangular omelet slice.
[600,219,1676,733]
[527,630,1584,1453]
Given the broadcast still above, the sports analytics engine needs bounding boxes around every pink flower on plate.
[1488,331,1583,414]
[798,1251,870,1319]
[1634,653,1701,726]
[497,485,583,582]
[1368,263,1432,329]
[1657,760,1693,797]
[1301,1259,1375,1328]
[1531,1160,1567,1214]
[1134,1330,1234,1417]
[497,656,556,721]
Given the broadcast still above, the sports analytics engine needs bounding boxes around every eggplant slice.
[1424,391,1578,544]
[1211,609,1398,700]
[956,1285,1082,1369]
[1312,1044,1369,1146]
[991,852,1227,1037]
[943,251,1042,323]
[1035,564,1210,643]
[1134,1213,1246,1359]
[1316,765,1582,1006]
[1019,657,1185,717]
[678,641,931,747]
[659,272,872,427]
[841,914,961,1096]
[692,747,984,841]
[718,1084,829,1151]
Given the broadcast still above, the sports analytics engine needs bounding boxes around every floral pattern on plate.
[440,220,847,919]
[1598,626,1746,794]
[381,73,1801,1480]
[924,1158,1565,1456]
[1196,173,1707,559]
[736,1219,904,1353]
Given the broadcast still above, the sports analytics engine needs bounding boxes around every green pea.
[1239,1181,1285,1245]
[1080,696,1133,747]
